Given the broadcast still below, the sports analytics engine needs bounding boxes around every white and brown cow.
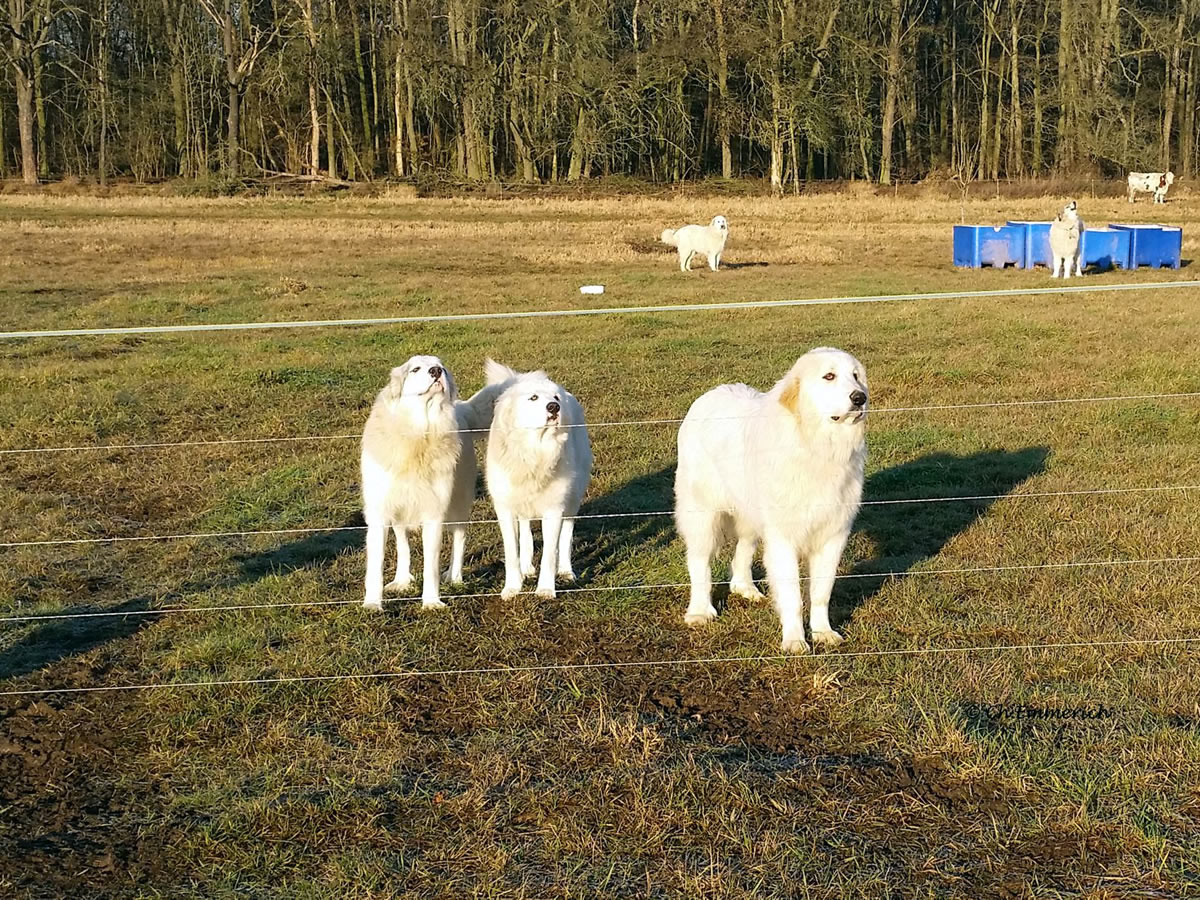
[1128,171,1175,204]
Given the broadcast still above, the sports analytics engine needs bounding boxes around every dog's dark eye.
[412,366,421,373]
[823,373,836,381]
[530,395,538,402]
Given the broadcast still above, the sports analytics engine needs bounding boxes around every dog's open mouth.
[831,411,867,423]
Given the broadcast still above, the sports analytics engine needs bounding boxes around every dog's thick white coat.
[660,216,729,272]
[1127,171,1174,203]
[1049,201,1084,279]
[484,359,593,600]
[360,356,510,611]
[675,348,868,652]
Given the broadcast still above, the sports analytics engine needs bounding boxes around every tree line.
[2,0,1198,188]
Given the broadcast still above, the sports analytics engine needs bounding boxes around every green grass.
[1,192,1200,897]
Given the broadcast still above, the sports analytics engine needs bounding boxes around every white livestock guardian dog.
[1049,200,1084,279]
[484,360,593,600]
[660,215,729,272]
[675,348,868,653]
[1128,171,1174,204]
[361,355,511,611]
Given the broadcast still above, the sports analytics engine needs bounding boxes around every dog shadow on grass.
[831,446,1050,628]
[0,595,153,683]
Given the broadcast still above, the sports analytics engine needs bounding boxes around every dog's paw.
[421,598,448,611]
[520,564,537,578]
[729,581,766,602]
[384,578,413,594]
[684,607,717,627]
[500,584,521,600]
[556,569,576,582]
[440,569,463,586]
[811,629,844,649]
[362,598,384,611]
[534,583,556,600]
[780,635,811,654]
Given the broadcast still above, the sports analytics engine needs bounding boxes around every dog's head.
[1165,172,1176,187]
[711,215,729,234]
[496,375,571,441]
[1058,200,1079,220]
[777,347,868,426]
[387,354,458,403]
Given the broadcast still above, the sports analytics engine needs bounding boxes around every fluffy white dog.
[1127,171,1174,204]
[360,355,511,611]
[484,360,593,600]
[660,215,729,272]
[675,348,868,653]
[1049,200,1084,279]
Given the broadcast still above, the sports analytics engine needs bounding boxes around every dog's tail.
[484,358,520,386]
[660,228,678,247]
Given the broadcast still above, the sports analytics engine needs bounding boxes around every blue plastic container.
[1080,227,1131,271]
[1006,221,1052,269]
[1110,224,1182,269]
[953,225,1026,268]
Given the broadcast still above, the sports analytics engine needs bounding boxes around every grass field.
[2,187,1200,898]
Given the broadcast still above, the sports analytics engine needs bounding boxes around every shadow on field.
[0,595,151,682]
[569,465,677,582]
[233,511,365,582]
[831,446,1050,626]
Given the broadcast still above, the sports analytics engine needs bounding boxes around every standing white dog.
[660,215,729,272]
[1049,200,1084,279]
[675,348,868,653]
[484,360,593,600]
[361,355,511,611]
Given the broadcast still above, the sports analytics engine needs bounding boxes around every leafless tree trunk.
[879,0,902,184]
[712,0,731,178]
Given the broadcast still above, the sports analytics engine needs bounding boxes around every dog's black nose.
[428,365,443,380]
[850,390,867,408]
[546,401,561,416]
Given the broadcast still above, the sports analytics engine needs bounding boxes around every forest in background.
[2,0,1198,189]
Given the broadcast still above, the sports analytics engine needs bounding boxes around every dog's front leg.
[519,518,536,577]
[764,534,808,653]
[556,517,576,581]
[535,510,563,599]
[497,507,523,599]
[420,520,446,609]
[363,521,387,610]
[386,525,412,592]
[807,538,846,648]
[443,526,466,585]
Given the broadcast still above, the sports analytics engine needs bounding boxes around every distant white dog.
[675,348,868,653]
[484,360,593,600]
[660,215,729,272]
[361,355,511,611]
[1049,200,1084,279]
[1128,171,1174,204]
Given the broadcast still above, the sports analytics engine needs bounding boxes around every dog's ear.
[442,365,459,403]
[386,362,413,398]
[777,372,804,416]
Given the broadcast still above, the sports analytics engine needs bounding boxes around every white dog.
[675,348,868,653]
[1128,171,1174,204]
[660,216,729,272]
[1049,200,1084,279]
[484,360,593,600]
[361,355,511,611]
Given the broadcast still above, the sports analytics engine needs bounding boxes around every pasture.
[2,188,1200,898]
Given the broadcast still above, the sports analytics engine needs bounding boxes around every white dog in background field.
[661,215,729,272]
[1128,171,1174,203]
[675,348,868,653]
[361,356,511,611]
[484,359,593,600]
[1049,200,1084,279]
